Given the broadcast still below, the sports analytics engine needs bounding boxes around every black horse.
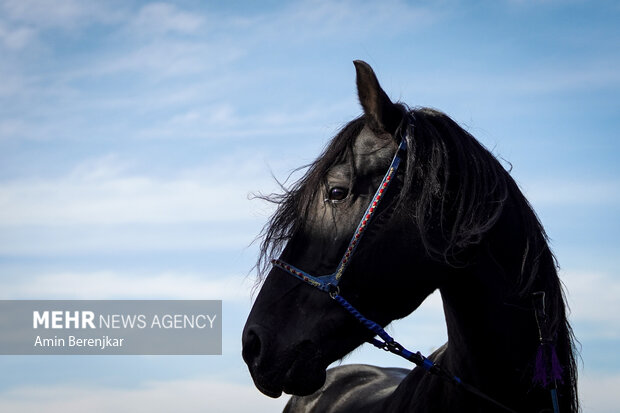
[243,61,578,412]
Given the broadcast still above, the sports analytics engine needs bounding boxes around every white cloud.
[562,270,620,339]
[521,180,620,207]
[0,270,254,301]
[130,3,204,35]
[245,0,436,43]
[135,100,349,141]
[0,223,260,255]
[0,154,282,255]
[0,0,121,29]
[508,63,620,94]
[0,0,121,50]
[91,39,243,80]
[579,372,620,413]
[0,378,288,413]
[0,0,124,51]
[0,155,275,226]
[0,21,35,49]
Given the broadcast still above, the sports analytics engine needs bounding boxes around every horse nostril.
[242,327,263,367]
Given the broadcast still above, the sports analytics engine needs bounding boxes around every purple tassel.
[533,344,548,386]
[533,343,563,387]
[550,345,564,382]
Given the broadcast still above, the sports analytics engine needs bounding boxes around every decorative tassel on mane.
[532,291,563,413]
[533,341,564,387]
[532,291,564,386]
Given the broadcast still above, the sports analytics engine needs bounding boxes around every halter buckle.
[386,340,403,353]
[327,284,340,299]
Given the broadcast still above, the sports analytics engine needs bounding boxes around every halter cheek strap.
[271,136,407,292]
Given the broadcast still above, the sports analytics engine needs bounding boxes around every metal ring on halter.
[328,284,340,299]
[386,341,403,352]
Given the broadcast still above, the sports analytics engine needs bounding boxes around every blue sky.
[0,0,618,411]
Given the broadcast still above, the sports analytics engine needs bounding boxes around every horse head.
[242,61,578,412]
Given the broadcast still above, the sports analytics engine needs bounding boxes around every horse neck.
[439,257,540,386]
[437,226,561,411]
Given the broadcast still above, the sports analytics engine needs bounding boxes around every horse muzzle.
[242,323,327,397]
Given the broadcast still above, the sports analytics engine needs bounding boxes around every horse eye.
[328,187,349,202]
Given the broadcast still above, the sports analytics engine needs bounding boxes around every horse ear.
[353,60,403,135]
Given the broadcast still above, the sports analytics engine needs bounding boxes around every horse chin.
[250,354,328,398]
[282,362,327,396]
[254,381,283,398]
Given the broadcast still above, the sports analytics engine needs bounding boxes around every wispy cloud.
[129,3,204,36]
[0,223,260,255]
[0,0,436,144]
[244,0,436,42]
[0,20,34,50]
[0,0,124,53]
[522,180,620,207]
[563,270,620,339]
[579,372,620,413]
[134,100,350,141]
[0,0,122,29]
[0,153,280,255]
[0,378,288,413]
[0,155,275,226]
[0,270,253,300]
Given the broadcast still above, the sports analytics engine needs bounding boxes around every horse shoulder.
[283,364,409,413]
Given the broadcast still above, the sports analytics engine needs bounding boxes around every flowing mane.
[256,115,365,279]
